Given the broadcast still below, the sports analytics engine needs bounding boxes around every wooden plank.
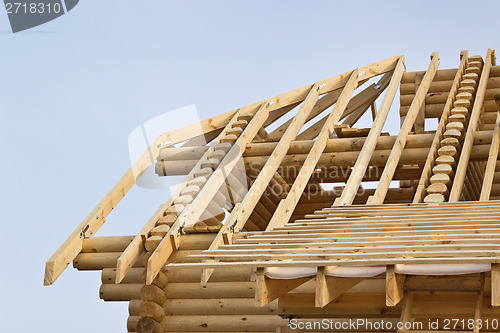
[265,70,360,231]
[480,112,500,200]
[335,57,405,206]
[255,267,312,307]
[414,72,426,133]
[315,267,364,307]
[450,49,494,201]
[190,249,500,262]
[386,265,405,307]
[367,52,440,205]
[165,256,500,270]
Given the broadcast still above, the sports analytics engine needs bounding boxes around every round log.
[198,215,223,227]
[451,107,469,116]
[141,284,166,304]
[461,79,477,88]
[144,236,163,252]
[453,99,470,108]
[448,114,466,123]
[459,86,475,95]
[142,270,168,289]
[400,80,453,95]
[427,183,448,194]
[164,266,252,283]
[424,193,445,203]
[430,174,450,185]
[468,59,483,66]
[142,251,152,267]
[232,119,248,129]
[168,249,202,264]
[187,176,207,188]
[163,298,278,316]
[139,301,166,322]
[161,315,287,332]
[81,236,135,253]
[180,185,201,197]
[399,103,445,118]
[435,155,455,166]
[129,299,141,316]
[158,146,205,161]
[137,317,164,333]
[211,141,232,153]
[208,150,226,161]
[150,224,170,237]
[440,138,460,147]
[200,158,220,170]
[443,129,462,139]
[401,68,456,84]
[102,267,144,284]
[226,126,243,136]
[164,281,255,299]
[456,92,473,101]
[173,195,194,206]
[463,73,479,81]
[127,316,140,332]
[400,91,449,106]
[194,167,213,178]
[74,252,144,270]
[157,214,177,227]
[446,122,464,132]
[164,204,185,216]
[438,146,457,157]
[100,283,142,301]
[220,134,237,143]
[432,164,453,175]
[237,113,254,122]
[177,233,216,250]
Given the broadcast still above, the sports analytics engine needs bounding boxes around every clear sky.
[0,0,499,332]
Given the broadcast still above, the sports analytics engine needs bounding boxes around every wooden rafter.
[334,56,405,206]
[367,52,440,205]
[265,69,360,231]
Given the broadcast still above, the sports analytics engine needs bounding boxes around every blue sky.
[0,1,499,332]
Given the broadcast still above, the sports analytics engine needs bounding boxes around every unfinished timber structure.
[45,50,500,332]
